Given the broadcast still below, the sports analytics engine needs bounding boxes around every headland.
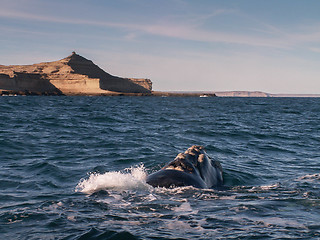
[0,52,152,96]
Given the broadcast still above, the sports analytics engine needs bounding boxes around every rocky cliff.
[0,52,152,95]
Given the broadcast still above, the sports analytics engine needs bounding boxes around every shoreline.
[1,89,319,97]
[0,90,217,97]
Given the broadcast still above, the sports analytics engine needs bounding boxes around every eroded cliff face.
[0,52,152,95]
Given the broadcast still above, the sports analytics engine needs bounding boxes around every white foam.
[164,220,193,230]
[75,164,149,194]
[250,183,280,191]
[174,201,192,212]
[297,173,320,181]
[67,215,76,221]
[173,200,199,215]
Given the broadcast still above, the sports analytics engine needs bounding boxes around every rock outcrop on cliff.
[0,52,152,95]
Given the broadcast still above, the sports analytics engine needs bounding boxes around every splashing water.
[75,164,149,194]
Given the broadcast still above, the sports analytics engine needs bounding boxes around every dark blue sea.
[1,96,319,239]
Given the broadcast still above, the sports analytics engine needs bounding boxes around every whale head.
[146,145,223,189]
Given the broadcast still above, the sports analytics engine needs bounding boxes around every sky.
[1,0,320,94]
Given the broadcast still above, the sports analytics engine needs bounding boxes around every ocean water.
[0,96,319,240]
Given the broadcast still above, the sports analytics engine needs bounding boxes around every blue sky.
[1,0,320,93]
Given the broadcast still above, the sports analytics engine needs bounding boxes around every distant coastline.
[215,91,320,98]
[151,91,320,98]
[1,90,319,97]
[0,53,319,97]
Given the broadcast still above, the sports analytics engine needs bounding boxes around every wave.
[75,165,149,194]
[75,162,320,199]
[75,163,259,195]
[69,227,139,240]
[297,173,320,182]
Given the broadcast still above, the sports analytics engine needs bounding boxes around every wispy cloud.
[0,9,286,48]
[309,47,320,53]
[0,5,319,50]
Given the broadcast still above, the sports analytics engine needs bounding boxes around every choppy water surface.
[0,96,319,239]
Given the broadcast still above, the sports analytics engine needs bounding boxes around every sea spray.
[75,164,149,194]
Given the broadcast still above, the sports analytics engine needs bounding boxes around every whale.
[146,145,223,189]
